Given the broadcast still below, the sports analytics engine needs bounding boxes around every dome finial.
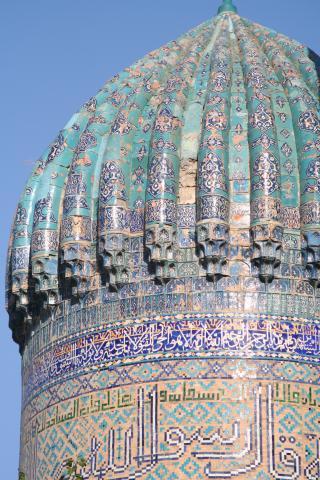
[217,0,238,14]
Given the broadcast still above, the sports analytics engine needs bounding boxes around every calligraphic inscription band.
[21,358,320,479]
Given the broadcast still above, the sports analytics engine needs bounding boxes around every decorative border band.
[23,312,320,400]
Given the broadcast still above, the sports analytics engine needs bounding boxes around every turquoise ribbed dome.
[6,8,320,347]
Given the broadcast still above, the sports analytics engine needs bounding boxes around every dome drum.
[7,4,320,478]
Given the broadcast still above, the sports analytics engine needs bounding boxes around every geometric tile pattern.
[20,375,320,479]
[7,0,320,478]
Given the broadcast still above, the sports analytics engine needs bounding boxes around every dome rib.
[227,15,251,279]
[234,17,285,282]
[196,17,232,280]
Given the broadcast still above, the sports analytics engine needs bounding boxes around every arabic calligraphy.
[25,315,320,395]
[267,385,301,480]
[274,383,320,408]
[52,385,263,479]
[22,382,232,445]
[20,379,320,479]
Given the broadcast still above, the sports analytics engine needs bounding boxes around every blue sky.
[0,0,319,476]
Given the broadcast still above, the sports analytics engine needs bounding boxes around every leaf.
[78,457,87,467]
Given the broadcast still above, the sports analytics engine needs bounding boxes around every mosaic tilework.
[6,2,320,345]
[21,312,320,404]
[20,359,320,479]
[7,0,320,478]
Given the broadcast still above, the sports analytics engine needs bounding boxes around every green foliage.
[59,456,87,480]
[18,473,26,480]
